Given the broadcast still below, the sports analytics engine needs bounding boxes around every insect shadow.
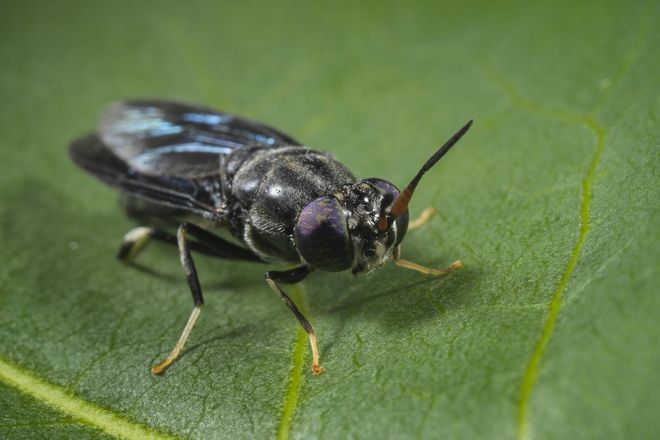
[294,254,479,361]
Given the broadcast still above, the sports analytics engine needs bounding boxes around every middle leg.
[151,223,205,375]
[264,266,324,375]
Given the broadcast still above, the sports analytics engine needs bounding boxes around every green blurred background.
[0,1,658,439]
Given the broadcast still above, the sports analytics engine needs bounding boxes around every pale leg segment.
[151,224,205,375]
[117,226,154,262]
[151,305,202,375]
[408,207,436,231]
[393,246,463,276]
[397,207,463,275]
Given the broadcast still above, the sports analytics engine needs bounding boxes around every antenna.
[378,120,473,231]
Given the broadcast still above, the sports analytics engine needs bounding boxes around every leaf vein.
[276,284,309,440]
[516,119,606,440]
[0,356,180,440]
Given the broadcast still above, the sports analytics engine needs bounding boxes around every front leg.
[407,207,436,231]
[396,208,463,276]
[392,246,463,276]
[264,266,324,376]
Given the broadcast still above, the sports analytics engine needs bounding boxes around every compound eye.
[363,178,400,201]
[294,196,353,272]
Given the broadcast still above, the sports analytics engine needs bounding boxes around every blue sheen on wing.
[98,100,302,178]
[132,143,232,169]
[181,112,230,125]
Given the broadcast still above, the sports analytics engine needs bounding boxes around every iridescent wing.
[70,133,225,223]
[70,100,303,223]
[97,100,302,178]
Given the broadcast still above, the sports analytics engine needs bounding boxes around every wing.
[98,100,302,178]
[70,134,225,223]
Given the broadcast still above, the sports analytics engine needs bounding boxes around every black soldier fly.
[70,100,472,376]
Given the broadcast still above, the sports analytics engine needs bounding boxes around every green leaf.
[1,1,658,439]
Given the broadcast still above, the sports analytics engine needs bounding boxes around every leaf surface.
[0,1,658,439]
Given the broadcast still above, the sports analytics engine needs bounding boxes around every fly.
[70,100,473,376]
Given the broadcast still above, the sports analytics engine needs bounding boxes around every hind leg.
[117,226,155,262]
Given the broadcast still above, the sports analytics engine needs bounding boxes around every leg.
[392,245,463,276]
[118,224,262,263]
[151,224,205,375]
[408,207,436,231]
[264,267,325,376]
[117,226,155,262]
[183,223,262,262]
[408,207,435,231]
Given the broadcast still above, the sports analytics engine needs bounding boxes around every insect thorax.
[225,146,356,262]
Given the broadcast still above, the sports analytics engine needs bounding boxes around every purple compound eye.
[363,178,400,200]
[294,196,353,272]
